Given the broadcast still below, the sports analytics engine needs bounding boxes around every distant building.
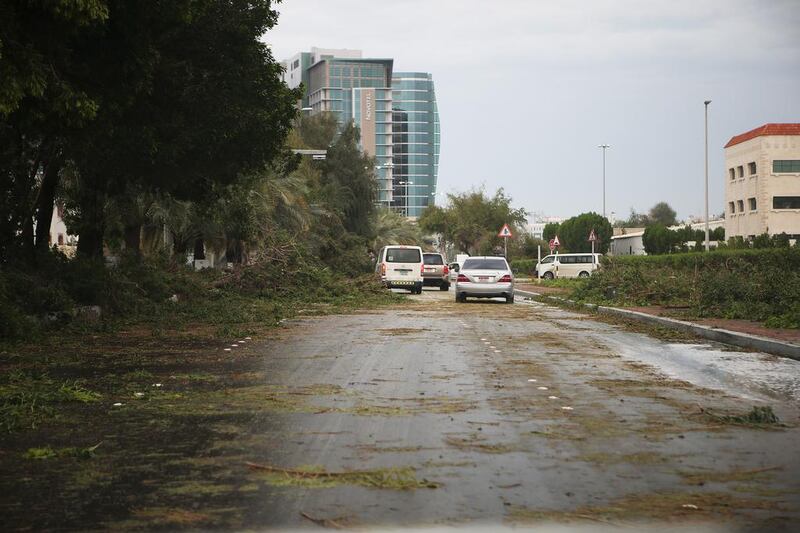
[528,217,564,240]
[282,48,439,218]
[724,123,800,240]
[610,228,646,256]
[390,72,440,217]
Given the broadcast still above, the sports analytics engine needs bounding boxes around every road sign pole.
[504,236,507,258]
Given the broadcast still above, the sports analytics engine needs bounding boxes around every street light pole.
[598,144,610,218]
[704,100,711,252]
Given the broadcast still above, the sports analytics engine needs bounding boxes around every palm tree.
[370,209,422,253]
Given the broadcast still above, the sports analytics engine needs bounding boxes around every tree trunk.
[77,190,106,260]
[193,238,205,260]
[34,156,63,252]
[124,223,141,257]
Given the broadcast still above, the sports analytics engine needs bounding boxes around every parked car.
[375,245,424,293]
[422,253,450,290]
[535,253,601,279]
[454,256,514,303]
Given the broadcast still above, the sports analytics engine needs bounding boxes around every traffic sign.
[498,224,513,238]
[549,240,555,252]
[553,235,561,247]
[588,229,597,242]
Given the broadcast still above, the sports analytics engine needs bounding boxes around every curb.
[514,289,800,361]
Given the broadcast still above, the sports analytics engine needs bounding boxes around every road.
[219,288,800,530]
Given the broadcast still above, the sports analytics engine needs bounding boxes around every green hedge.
[573,248,800,327]
[510,259,537,276]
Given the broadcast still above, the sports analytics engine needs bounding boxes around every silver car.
[454,256,515,304]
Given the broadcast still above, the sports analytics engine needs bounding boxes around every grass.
[697,406,782,427]
[246,462,440,490]
[0,371,101,431]
[25,442,103,460]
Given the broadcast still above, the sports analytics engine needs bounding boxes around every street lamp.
[598,144,611,218]
[704,100,711,252]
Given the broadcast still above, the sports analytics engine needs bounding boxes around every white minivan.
[375,245,424,294]
[536,253,602,279]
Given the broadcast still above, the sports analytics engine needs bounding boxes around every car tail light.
[457,274,469,282]
[498,274,513,282]
[443,265,449,275]
[380,263,386,276]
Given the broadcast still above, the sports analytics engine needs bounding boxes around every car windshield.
[423,254,444,265]
[540,256,554,264]
[386,248,421,263]
[462,258,507,270]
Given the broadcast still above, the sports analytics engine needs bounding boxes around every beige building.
[724,123,800,239]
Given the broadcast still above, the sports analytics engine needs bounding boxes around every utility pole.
[598,144,611,218]
[704,100,711,252]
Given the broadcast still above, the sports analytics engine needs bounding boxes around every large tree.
[1,0,298,260]
[649,202,678,227]
[419,188,527,255]
[556,212,613,253]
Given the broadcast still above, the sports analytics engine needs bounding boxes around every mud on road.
[2,289,800,530]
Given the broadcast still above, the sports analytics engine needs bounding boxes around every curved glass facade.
[285,50,439,217]
[391,73,440,218]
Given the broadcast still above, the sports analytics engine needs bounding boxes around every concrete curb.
[514,289,800,361]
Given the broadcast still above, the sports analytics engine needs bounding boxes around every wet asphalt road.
[235,288,800,530]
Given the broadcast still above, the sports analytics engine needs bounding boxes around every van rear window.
[386,249,421,263]
[423,254,444,265]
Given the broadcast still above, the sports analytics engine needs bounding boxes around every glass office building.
[282,49,439,217]
[391,72,440,217]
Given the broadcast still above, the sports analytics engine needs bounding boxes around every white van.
[375,245,424,294]
[536,253,602,279]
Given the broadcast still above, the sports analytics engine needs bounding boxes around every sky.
[266,0,800,222]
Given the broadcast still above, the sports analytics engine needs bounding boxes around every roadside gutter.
[514,288,800,362]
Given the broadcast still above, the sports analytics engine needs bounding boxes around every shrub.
[573,249,800,327]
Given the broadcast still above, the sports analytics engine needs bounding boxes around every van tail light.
[498,274,513,282]
[443,265,449,275]
[457,274,469,282]
[380,263,386,276]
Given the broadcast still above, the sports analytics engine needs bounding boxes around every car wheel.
[440,282,450,291]
[578,271,590,278]
[506,294,515,304]
[543,271,555,280]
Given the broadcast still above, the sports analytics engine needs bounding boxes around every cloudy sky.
[267,0,800,222]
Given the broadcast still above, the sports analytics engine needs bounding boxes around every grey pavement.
[229,288,800,530]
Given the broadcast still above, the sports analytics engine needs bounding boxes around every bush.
[573,248,800,327]
[510,259,536,276]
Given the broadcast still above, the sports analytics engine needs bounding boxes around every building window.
[748,197,757,211]
[773,196,800,209]
[748,162,756,175]
[773,160,800,173]
[737,200,744,212]
[729,168,735,180]
[737,166,744,178]
[729,201,735,214]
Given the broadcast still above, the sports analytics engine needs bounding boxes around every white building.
[724,123,800,239]
[610,229,646,256]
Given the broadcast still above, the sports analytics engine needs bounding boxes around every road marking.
[224,348,232,352]
[480,338,487,341]
[489,345,496,349]
[561,406,574,411]
[537,386,548,390]
[231,344,238,347]
[493,350,501,353]
[548,395,559,400]
[527,379,537,382]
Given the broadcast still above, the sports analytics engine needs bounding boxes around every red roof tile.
[725,123,800,148]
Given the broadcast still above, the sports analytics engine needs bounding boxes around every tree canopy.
[419,188,527,255]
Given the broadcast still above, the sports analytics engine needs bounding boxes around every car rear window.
[423,254,444,265]
[462,258,508,270]
[386,248,421,263]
